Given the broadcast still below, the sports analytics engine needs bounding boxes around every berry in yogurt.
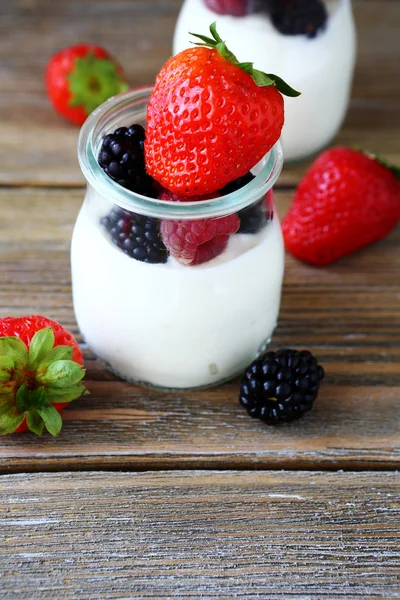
[98,124,158,197]
[100,208,168,264]
[270,0,328,38]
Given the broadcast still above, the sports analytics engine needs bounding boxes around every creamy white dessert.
[71,195,284,389]
[173,0,356,162]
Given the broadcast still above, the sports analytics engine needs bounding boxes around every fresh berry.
[101,208,168,264]
[0,316,87,436]
[204,0,254,17]
[270,0,328,38]
[239,349,325,425]
[220,172,273,233]
[98,124,158,196]
[238,194,273,234]
[145,23,299,198]
[158,189,218,203]
[282,148,400,266]
[161,214,240,266]
[46,44,129,126]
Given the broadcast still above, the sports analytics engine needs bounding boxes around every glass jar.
[72,87,284,390]
[173,0,357,163]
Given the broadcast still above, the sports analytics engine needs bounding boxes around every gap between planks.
[1,458,399,476]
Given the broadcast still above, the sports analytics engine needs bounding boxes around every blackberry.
[101,208,168,264]
[220,172,270,234]
[270,0,328,38]
[220,171,255,196]
[98,123,158,197]
[239,349,325,425]
[238,198,272,234]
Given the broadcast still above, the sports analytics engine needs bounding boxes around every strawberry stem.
[190,22,301,97]
[355,148,400,181]
[0,327,88,436]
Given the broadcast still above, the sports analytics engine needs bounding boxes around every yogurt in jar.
[173,0,356,162]
[71,193,284,389]
[73,87,285,390]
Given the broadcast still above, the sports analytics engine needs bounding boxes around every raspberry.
[204,0,254,16]
[239,349,325,425]
[161,215,240,266]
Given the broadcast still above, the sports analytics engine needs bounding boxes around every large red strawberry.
[46,44,129,126]
[145,23,299,197]
[282,148,400,266]
[0,316,88,436]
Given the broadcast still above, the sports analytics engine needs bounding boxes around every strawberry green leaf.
[189,33,216,46]
[16,383,28,412]
[190,22,301,97]
[0,337,28,372]
[0,396,24,435]
[37,403,62,436]
[68,53,129,115]
[28,327,55,371]
[263,73,300,97]
[37,360,85,388]
[16,384,47,413]
[26,409,44,436]
[46,384,89,404]
[36,345,74,377]
[0,356,14,382]
[249,69,275,87]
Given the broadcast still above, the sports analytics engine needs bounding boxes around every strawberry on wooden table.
[282,148,400,266]
[0,316,88,436]
[145,23,299,197]
[46,44,129,126]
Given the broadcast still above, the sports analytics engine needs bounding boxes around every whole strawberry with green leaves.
[0,316,88,436]
[46,44,129,126]
[283,148,400,266]
[145,23,299,197]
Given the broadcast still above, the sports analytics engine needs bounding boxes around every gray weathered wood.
[0,470,399,599]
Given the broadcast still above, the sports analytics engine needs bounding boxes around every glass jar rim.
[78,87,284,219]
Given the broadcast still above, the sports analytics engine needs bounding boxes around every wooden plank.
[0,470,399,599]
[0,187,399,472]
[0,0,399,187]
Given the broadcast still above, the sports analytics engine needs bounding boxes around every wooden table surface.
[0,1,399,598]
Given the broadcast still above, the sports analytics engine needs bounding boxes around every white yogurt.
[71,196,284,389]
[173,0,356,162]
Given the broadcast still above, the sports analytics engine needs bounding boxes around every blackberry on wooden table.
[239,349,325,425]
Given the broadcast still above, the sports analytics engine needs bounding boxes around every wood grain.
[0,470,399,599]
[0,0,400,187]
[0,187,398,473]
